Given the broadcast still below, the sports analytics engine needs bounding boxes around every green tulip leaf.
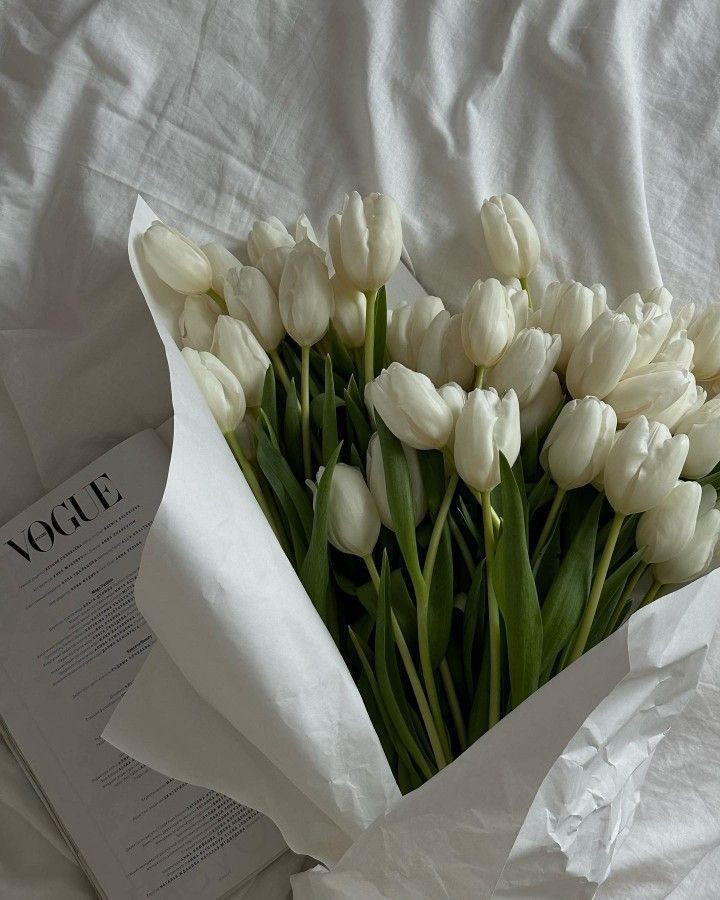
[256,431,313,543]
[417,449,446,517]
[322,355,339,465]
[492,454,543,709]
[587,546,645,650]
[541,493,602,677]
[261,364,279,438]
[428,524,454,668]
[283,379,304,480]
[463,560,486,697]
[375,413,424,590]
[373,285,387,376]
[328,323,356,379]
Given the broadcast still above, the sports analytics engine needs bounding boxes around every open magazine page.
[0,429,286,899]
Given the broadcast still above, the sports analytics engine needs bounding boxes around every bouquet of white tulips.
[140,190,720,792]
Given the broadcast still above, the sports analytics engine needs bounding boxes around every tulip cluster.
[140,189,720,791]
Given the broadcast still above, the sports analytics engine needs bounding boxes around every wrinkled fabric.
[1,0,720,895]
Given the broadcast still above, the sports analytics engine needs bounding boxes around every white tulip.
[416,310,474,389]
[540,397,617,490]
[182,347,245,433]
[142,222,212,294]
[224,265,285,351]
[295,213,318,245]
[538,281,607,371]
[331,275,366,348]
[603,415,689,514]
[480,194,540,279]
[605,362,698,429]
[617,295,672,372]
[437,382,468,450]
[688,303,720,380]
[318,463,380,557]
[654,328,694,369]
[247,216,294,267]
[366,363,454,451]
[387,297,445,369]
[454,388,521,493]
[653,488,720,584]
[278,239,333,346]
[259,245,293,293]
[211,316,270,408]
[520,371,564,442]
[327,207,349,282]
[670,303,696,336]
[487,327,561,406]
[340,191,402,292]
[509,288,530,334]
[674,396,720,478]
[366,433,426,529]
[179,293,222,351]
[566,311,638,400]
[636,480,702,563]
[643,286,673,313]
[461,278,515,368]
[201,243,243,298]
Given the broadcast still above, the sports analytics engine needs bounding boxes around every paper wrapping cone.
[105,197,720,895]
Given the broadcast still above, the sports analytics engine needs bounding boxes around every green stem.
[567,511,625,665]
[474,365,485,390]
[225,431,288,551]
[440,659,467,752]
[423,473,460,584]
[363,555,443,775]
[481,491,501,728]
[531,487,566,570]
[519,276,532,310]
[269,349,291,392]
[640,578,663,609]
[207,287,228,313]
[363,289,378,386]
[300,345,312,480]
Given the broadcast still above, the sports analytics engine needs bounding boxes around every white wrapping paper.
[105,197,720,897]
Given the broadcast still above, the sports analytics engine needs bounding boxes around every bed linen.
[1,1,719,895]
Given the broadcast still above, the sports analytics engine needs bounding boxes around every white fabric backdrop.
[1,0,720,895]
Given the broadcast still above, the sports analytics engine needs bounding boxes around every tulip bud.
[295,213,318,245]
[461,278,515,367]
[259,245,293,293]
[480,194,540,279]
[278,239,334,346]
[366,433,426,529]
[538,281,607,371]
[201,243,243,298]
[327,207,349,282]
[617,295,672,372]
[509,288,530,334]
[520,371,564,442]
[330,275,366,348]
[247,216,294,267]
[688,303,720,381]
[182,347,245,433]
[211,316,270,408]
[566,311,638,400]
[318,463,381,557]
[605,362,698,429]
[603,415,689,514]
[653,487,720,584]
[437,382,467,450]
[654,328,694,369]
[636,480,702,563]
[674,396,720,478]
[340,191,402,292]
[224,265,285,351]
[540,397,617,490]
[366,363,454,451]
[454,388,521,493]
[416,310,474,389]
[179,293,222,351]
[387,297,445,369]
[142,222,213,294]
[487,327,561,406]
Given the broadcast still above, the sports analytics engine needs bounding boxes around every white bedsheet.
[1,1,720,895]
